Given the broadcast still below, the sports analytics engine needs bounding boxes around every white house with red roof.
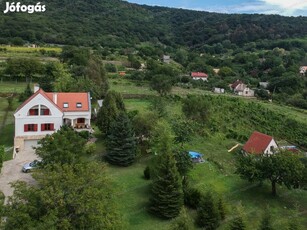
[191,72,208,81]
[14,87,91,153]
[242,131,278,155]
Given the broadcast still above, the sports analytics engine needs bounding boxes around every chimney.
[34,84,40,93]
[53,93,58,105]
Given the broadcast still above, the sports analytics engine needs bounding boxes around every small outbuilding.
[243,131,278,155]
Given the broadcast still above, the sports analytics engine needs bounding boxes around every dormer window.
[76,103,82,108]
[28,106,39,116]
[40,105,51,116]
[63,103,69,108]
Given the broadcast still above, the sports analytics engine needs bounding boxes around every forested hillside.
[1,0,307,48]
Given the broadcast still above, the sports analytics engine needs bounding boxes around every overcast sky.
[126,0,307,16]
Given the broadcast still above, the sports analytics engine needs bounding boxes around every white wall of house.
[213,88,225,93]
[264,139,278,155]
[14,94,63,137]
[242,88,255,97]
[192,77,208,81]
[63,111,91,127]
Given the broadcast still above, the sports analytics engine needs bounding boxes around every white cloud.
[180,1,307,17]
[261,0,307,10]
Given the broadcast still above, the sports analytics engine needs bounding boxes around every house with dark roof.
[243,131,278,155]
[191,72,208,81]
[230,80,255,97]
[13,86,91,154]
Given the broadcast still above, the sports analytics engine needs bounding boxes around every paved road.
[0,150,38,203]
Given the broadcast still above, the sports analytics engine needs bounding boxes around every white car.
[22,160,41,173]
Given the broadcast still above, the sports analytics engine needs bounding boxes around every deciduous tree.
[3,162,122,229]
[236,152,304,196]
[35,126,87,166]
[150,74,172,96]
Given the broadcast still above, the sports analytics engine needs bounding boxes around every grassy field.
[0,46,61,60]
[97,95,307,229]
[0,96,19,160]
[104,132,307,229]
[0,81,34,94]
[1,46,62,53]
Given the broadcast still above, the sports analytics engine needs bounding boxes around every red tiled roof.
[191,72,208,78]
[243,131,273,154]
[45,92,89,112]
[15,89,90,113]
[15,89,62,113]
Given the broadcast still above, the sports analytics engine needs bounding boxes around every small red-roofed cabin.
[191,72,208,81]
[243,131,278,155]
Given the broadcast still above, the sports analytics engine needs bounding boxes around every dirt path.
[0,150,38,203]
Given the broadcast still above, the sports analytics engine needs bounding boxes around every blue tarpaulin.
[188,151,203,159]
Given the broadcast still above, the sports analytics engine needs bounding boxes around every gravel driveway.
[0,150,38,203]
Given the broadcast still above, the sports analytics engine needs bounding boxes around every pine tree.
[106,112,136,166]
[169,208,193,230]
[229,208,246,230]
[148,151,184,219]
[196,192,220,229]
[259,208,274,230]
[96,91,125,136]
[217,196,226,221]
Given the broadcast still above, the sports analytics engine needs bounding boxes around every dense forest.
[0,0,307,48]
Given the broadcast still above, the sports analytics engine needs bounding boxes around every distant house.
[213,87,225,94]
[230,80,254,97]
[14,87,92,154]
[191,72,208,81]
[162,55,171,64]
[243,131,278,155]
[299,66,307,76]
[118,71,126,76]
[213,68,220,74]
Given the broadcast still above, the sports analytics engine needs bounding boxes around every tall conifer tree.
[97,91,125,136]
[196,192,220,229]
[106,112,136,166]
[148,151,183,219]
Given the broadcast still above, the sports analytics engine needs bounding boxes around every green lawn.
[0,81,34,94]
[93,97,307,229]
[2,46,62,53]
[0,97,20,160]
[110,78,156,96]
[104,135,307,229]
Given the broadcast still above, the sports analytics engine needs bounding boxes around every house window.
[24,124,38,132]
[63,103,69,108]
[28,108,39,116]
[76,102,82,108]
[41,123,54,131]
[270,146,274,152]
[40,106,51,116]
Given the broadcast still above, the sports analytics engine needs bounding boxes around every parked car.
[22,160,41,173]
